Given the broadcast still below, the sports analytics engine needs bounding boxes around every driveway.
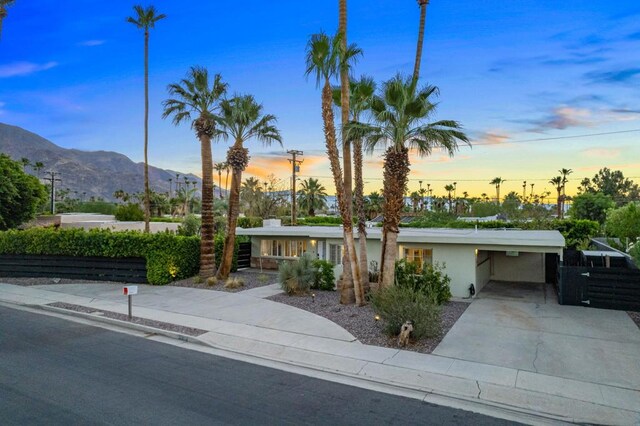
[433,281,640,391]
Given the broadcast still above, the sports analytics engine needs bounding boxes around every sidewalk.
[1,282,638,425]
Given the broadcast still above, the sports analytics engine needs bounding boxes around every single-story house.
[236,223,565,298]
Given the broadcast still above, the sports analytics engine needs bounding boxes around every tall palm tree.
[413,0,430,84]
[224,161,230,197]
[0,0,15,40]
[348,75,468,288]
[305,31,365,305]
[549,176,564,218]
[162,67,227,278]
[333,75,376,294]
[559,167,573,217]
[298,178,328,216]
[490,177,505,205]
[410,191,421,212]
[366,191,383,219]
[444,183,454,211]
[214,162,226,198]
[127,5,166,233]
[215,94,282,279]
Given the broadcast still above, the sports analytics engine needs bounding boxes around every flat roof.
[582,250,626,258]
[236,226,565,248]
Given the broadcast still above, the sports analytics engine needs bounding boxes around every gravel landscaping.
[268,290,470,354]
[629,311,640,330]
[47,302,208,336]
[169,269,278,292]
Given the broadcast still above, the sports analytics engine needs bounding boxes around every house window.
[261,240,307,258]
[403,248,433,271]
[329,244,344,265]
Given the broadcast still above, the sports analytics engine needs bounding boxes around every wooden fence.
[558,266,640,311]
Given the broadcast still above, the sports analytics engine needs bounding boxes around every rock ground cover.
[169,269,278,292]
[629,311,640,329]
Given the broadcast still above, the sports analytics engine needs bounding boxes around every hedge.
[0,228,200,285]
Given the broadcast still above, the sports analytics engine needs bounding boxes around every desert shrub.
[74,201,117,215]
[312,259,335,290]
[114,203,144,221]
[368,260,380,283]
[177,214,201,237]
[278,253,316,295]
[237,217,263,228]
[370,285,441,340]
[394,260,452,305]
[224,277,245,289]
[206,276,218,286]
[0,227,199,285]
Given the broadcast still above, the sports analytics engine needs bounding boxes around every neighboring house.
[236,223,565,298]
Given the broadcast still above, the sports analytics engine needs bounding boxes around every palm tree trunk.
[218,170,223,198]
[354,137,369,294]
[379,147,410,288]
[225,169,230,197]
[412,1,429,84]
[143,30,151,233]
[557,190,562,218]
[199,132,216,278]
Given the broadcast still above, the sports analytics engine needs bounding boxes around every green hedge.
[0,228,200,285]
[237,217,263,228]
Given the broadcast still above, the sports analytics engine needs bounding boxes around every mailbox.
[123,286,138,296]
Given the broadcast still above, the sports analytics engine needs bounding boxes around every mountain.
[0,123,202,201]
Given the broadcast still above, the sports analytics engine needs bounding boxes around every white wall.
[491,251,545,283]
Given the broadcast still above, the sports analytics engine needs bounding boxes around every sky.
[1,0,640,199]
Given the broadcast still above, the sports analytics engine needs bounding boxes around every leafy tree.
[348,75,468,289]
[215,94,281,279]
[297,178,328,216]
[582,168,640,206]
[605,203,640,249]
[127,4,166,233]
[569,192,614,224]
[501,191,522,219]
[0,154,47,229]
[162,67,228,278]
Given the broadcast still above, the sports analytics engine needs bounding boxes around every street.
[0,305,516,425]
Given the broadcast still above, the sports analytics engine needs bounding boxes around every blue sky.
[2,0,640,197]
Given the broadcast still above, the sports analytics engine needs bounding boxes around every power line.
[470,128,640,146]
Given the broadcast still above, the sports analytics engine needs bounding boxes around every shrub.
[206,276,218,286]
[237,217,263,228]
[370,285,441,340]
[73,201,117,215]
[0,228,199,285]
[224,277,244,289]
[115,203,144,221]
[368,260,380,283]
[312,259,335,290]
[278,253,316,295]
[177,214,201,237]
[630,244,640,268]
[394,260,452,305]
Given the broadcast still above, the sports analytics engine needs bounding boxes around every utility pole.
[287,150,303,225]
[42,171,61,214]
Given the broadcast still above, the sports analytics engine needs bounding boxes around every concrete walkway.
[1,282,639,425]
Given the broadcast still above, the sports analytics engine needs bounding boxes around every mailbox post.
[123,286,138,320]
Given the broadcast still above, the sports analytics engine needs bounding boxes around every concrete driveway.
[433,281,640,391]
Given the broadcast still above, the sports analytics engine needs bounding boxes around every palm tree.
[333,75,376,295]
[19,157,29,171]
[413,0,430,84]
[490,177,505,205]
[224,161,230,197]
[298,178,328,216]
[410,191,421,212]
[348,75,468,288]
[305,31,365,305]
[215,94,281,279]
[549,176,564,218]
[0,0,15,40]
[366,191,383,219]
[240,177,261,215]
[33,161,44,177]
[162,67,228,278]
[559,168,573,217]
[127,5,166,232]
[214,162,226,198]
[444,184,454,211]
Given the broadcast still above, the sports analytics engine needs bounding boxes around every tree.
[0,154,46,230]
[214,162,226,199]
[298,178,328,216]
[0,0,15,40]
[365,191,383,219]
[305,31,365,305]
[559,168,573,215]
[333,75,376,295]
[569,192,615,224]
[582,168,640,206]
[489,177,505,205]
[605,203,640,250]
[549,176,564,218]
[162,67,228,278]
[127,5,166,233]
[444,184,454,211]
[349,76,468,288]
[215,94,281,279]
[33,161,44,177]
[410,191,421,212]
[412,0,430,84]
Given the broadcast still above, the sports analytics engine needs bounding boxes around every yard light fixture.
[374,315,381,321]
[312,293,316,302]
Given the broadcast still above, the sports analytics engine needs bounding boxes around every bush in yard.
[177,214,201,237]
[312,259,335,290]
[0,227,199,285]
[370,285,441,340]
[394,260,452,305]
[114,203,144,221]
[278,253,315,295]
[237,217,263,228]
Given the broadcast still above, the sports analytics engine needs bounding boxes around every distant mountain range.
[0,123,202,201]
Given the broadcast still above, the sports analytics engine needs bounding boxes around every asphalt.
[0,281,639,425]
[0,305,519,426]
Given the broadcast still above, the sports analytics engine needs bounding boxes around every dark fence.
[237,242,251,269]
[0,255,147,283]
[558,266,640,311]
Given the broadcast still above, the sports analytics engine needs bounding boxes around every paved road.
[0,305,516,425]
